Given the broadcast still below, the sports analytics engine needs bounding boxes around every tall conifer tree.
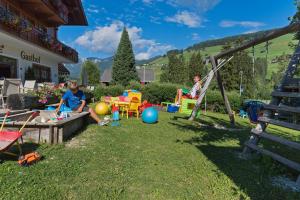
[112,28,139,86]
[291,0,300,40]
[160,64,170,82]
[168,53,186,84]
[188,52,204,82]
[220,43,255,97]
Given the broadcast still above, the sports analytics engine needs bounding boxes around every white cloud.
[219,20,265,28]
[86,8,100,14]
[243,29,261,34]
[75,21,173,60]
[150,16,161,24]
[165,11,202,28]
[142,0,153,4]
[191,33,200,41]
[130,0,220,27]
[136,43,173,60]
[167,0,220,12]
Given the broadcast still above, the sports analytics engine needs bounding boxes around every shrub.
[141,83,180,104]
[205,90,242,113]
[128,80,142,91]
[80,88,94,103]
[92,82,242,113]
[93,84,125,100]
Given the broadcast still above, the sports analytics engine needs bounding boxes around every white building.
[0,0,87,83]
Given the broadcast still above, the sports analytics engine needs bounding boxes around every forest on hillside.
[186,29,277,52]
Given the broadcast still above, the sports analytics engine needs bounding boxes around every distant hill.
[66,29,297,80]
[65,56,160,79]
[65,57,113,79]
[148,31,297,80]
[186,29,278,51]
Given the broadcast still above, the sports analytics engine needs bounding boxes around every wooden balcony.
[0,8,78,63]
[11,0,68,26]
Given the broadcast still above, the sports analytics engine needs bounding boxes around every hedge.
[93,83,242,113]
[205,90,242,113]
[141,83,179,104]
[93,85,125,100]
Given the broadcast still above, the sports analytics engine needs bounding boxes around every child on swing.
[176,75,202,105]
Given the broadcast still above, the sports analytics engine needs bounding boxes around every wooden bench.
[271,91,300,98]
[263,104,300,114]
[251,129,300,151]
[258,116,300,131]
[245,142,300,173]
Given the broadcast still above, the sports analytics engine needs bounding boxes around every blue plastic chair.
[243,100,264,123]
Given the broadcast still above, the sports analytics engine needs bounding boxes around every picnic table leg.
[17,140,22,156]
[3,151,18,157]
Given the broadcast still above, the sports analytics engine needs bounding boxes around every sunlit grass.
[0,111,299,199]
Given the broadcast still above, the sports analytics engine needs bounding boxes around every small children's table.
[161,102,173,107]
[160,102,173,112]
[113,101,130,117]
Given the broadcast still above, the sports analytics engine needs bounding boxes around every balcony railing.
[0,6,78,63]
[42,0,69,24]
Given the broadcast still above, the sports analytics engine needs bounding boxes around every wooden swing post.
[189,22,300,123]
[189,56,234,122]
[211,57,235,125]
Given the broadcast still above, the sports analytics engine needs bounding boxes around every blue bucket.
[167,105,179,113]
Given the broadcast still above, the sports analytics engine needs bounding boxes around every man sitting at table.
[56,81,109,126]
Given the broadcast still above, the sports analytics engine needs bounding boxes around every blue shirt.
[62,90,86,110]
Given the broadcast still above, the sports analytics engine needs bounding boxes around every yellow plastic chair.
[124,97,141,119]
[128,92,142,103]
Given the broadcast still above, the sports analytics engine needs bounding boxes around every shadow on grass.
[170,114,251,145]
[195,144,294,200]
[172,114,248,129]
[170,115,299,199]
[0,142,40,162]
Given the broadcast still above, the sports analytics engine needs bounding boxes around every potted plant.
[20,18,32,32]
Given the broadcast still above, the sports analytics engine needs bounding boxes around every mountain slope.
[65,56,160,79]
[66,30,297,80]
[148,33,296,79]
[65,57,112,79]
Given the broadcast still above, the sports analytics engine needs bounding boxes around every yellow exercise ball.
[95,102,109,115]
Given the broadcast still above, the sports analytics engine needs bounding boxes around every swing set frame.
[189,22,300,124]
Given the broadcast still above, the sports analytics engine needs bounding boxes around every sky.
[58,0,296,60]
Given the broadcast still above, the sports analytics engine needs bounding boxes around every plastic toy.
[167,104,179,113]
[46,106,56,111]
[60,104,72,112]
[112,105,120,121]
[180,98,198,115]
[95,102,109,115]
[242,100,264,123]
[0,112,39,159]
[139,100,153,113]
[239,109,248,118]
[126,97,141,119]
[142,107,158,124]
[18,152,41,166]
[111,105,120,126]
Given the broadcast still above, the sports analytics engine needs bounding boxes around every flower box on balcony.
[0,6,5,21]
[20,18,33,32]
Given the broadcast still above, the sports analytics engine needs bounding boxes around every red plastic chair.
[0,131,23,157]
[0,112,38,157]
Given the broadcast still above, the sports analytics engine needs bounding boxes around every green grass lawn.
[0,112,299,199]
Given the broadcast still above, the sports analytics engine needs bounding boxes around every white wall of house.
[0,31,74,83]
